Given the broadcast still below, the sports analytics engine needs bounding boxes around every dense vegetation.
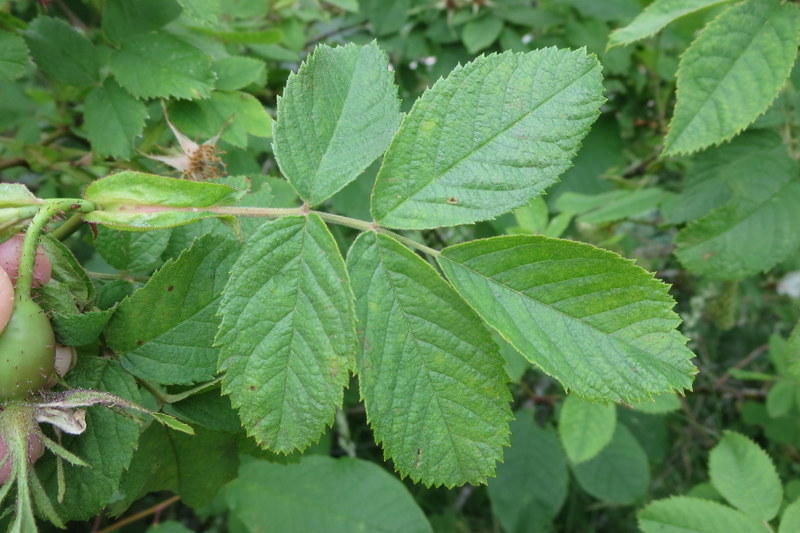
[1,0,799,531]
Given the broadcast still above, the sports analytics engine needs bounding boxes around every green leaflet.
[371,48,604,229]
[766,380,796,418]
[113,424,238,513]
[0,184,40,207]
[664,131,800,279]
[663,0,800,155]
[438,235,697,403]
[487,411,568,533]
[273,42,401,206]
[216,215,356,453]
[360,0,410,36]
[107,234,240,385]
[83,172,242,230]
[608,0,732,48]
[23,16,99,87]
[346,232,511,487]
[169,90,273,148]
[638,497,772,533]
[462,16,504,54]
[212,56,267,91]
[780,499,800,533]
[224,456,433,533]
[110,32,214,100]
[84,79,148,159]
[629,392,681,414]
[0,30,29,82]
[102,0,182,45]
[52,308,114,347]
[709,432,782,521]
[662,131,789,225]
[555,188,668,225]
[178,0,220,25]
[674,163,800,280]
[558,395,616,464]
[39,358,142,521]
[94,226,171,272]
[571,424,649,505]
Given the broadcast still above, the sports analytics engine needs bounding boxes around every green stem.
[49,213,86,241]
[209,206,441,257]
[17,199,95,298]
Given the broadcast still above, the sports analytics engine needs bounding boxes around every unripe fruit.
[0,234,52,287]
[0,295,56,401]
[0,431,44,485]
[0,267,12,333]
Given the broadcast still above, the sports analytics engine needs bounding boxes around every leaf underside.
[438,235,697,403]
[347,232,511,487]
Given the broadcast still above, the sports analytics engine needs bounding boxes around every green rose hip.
[0,294,56,401]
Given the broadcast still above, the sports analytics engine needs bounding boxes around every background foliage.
[1,0,800,532]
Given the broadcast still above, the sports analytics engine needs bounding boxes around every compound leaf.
[274,42,401,205]
[663,0,800,155]
[558,394,616,464]
[709,431,782,520]
[216,215,357,453]
[84,78,148,159]
[639,497,772,533]
[608,0,732,48]
[107,234,240,385]
[346,232,511,486]
[438,235,697,403]
[111,32,214,100]
[371,48,603,229]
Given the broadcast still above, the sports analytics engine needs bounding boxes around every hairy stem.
[17,199,95,297]
[209,206,441,256]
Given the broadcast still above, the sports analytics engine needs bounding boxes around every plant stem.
[49,213,86,241]
[210,206,441,256]
[96,495,181,533]
[17,199,96,297]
